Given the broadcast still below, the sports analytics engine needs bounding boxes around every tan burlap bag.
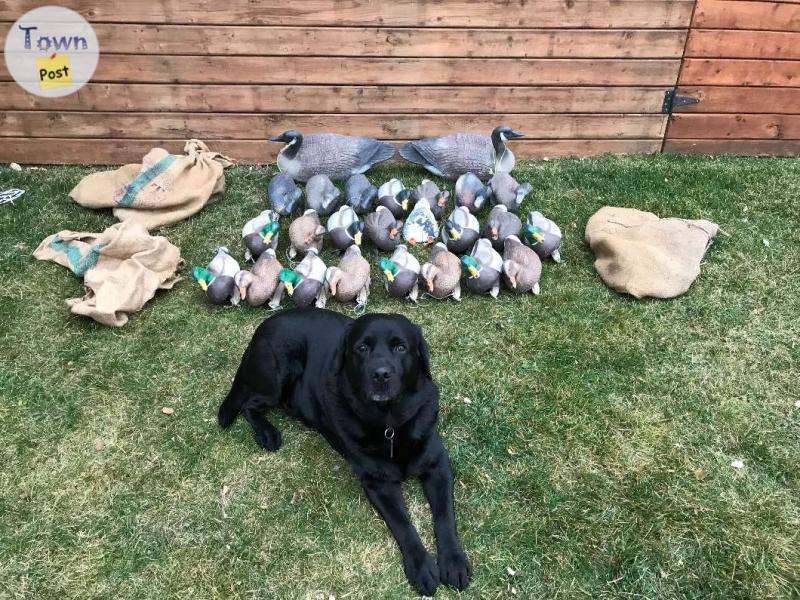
[34,221,183,326]
[585,206,719,299]
[69,139,234,229]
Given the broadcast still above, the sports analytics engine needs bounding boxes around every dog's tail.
[218,357,249,429]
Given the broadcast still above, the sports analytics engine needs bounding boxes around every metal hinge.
[662,89,700,114]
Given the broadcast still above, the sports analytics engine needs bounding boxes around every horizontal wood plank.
[0,138,662,165]
[0,84,672,114]
[0,55,682,86]
[669,113,800,139]
[0,112,668,140]
[0,23,687,58]
[686,30,800,60]
[672,86,800,114]
[664,139,800,155]
[680,59,800,87]
[693,0,800,32]
[0,1,696,27]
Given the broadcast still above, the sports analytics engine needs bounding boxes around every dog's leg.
[361,477,439,596]
[420,450,472,591]
[242,398,282,451]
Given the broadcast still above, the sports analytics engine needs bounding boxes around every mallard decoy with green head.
[327,205,364,252]
[275,248,328,308]
[377,178,413,219]
[524,211,562,263]
[241,209,280,261]
[461,238,503,298]
[380,244,420,301]
[441,206,479,255]
[192,247,241,305]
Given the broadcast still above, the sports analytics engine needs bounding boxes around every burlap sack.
[69,139,234,229]
[34,221,183,326]
[585,206,719,299]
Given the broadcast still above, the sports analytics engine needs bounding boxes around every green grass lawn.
[1,155,799,599]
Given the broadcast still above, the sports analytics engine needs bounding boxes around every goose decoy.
[364,206,404,252]
[192,247,241,305]
[403,198,438,247]
[441,206,480,255]
[488,173,532,212]
[233,248,284,308]
[484,204,522,251]
[377,178,413,219]
[325,245,371,309]
[461,239,503,298]
[455,172,490,214]
[268,173,303,216]
[270,130,395,182]
[380,245,420,302]
[399,125,524,181]
[288,209,325,259]
[241,209,280,261]
[327,205,364,252]
[305,174,341,216]
[523,211,563,263]
[412,179,450,221]
[275,248,327,308]
[502,235,542,295]
[421,243,461,301]
[345,174,378,215]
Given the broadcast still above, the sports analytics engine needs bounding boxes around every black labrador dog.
[218,308,471,595]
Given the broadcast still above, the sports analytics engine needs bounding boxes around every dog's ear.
[331,322,354,373]
[415,325,432,380]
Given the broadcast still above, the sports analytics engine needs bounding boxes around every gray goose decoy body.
[364,206,404,252]
[271,130,395,182]
[268,173,302,216]
[523,211,563,263]
[399,125,524,181]
[502,235,542,295]
[304,174,341,216]
[412,179,450,220]
[345,174,378,215]
[241,209,280,261]
[377,178,413,219]
[455,172,491,214]
[327,205,364,252]
[488,172,532,212]
[484,204,522,251]
[461,238,503,298]
[442,206,480,255]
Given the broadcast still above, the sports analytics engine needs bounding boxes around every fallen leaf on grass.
[794,400,800,409]
[507,567,526,577]
[762,239,770,247]
[694,467,706,481]
[10,163,22,171]
[730,459,745,469]
[94,439,108,451]
[161,406,175,415]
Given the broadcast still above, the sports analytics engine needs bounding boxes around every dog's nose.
[372,367,392,382]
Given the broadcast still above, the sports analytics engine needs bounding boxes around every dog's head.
[338,314,431,407]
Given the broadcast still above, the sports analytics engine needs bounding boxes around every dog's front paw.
[254,427,282,451]
[438,548,472,591]
[403,550,439,596]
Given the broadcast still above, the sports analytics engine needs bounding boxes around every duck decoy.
[268,173,303,216]
[380,245,420,302]
[364,206,404,252]
[399,125,524,181]
[502,235,542,295]
[461,239,503,298]
[270,130,395,182]
[523,211,563,263]
[305,174,341,216]
[441,206,480,255]
[192,247,241,305]
[325,245,371,309]
[241,209,280,261]
[484,204,522,251]
[455,172,490,214]
[421,243,461,300]
[403,198,438,247]
[377,178,413,219]
[488,173,532,212]
[345,174,378,215]
[233,248,284,308]
[288,209,326,259]
[327,205,364,252]
[275,248,327,308]
[412,179,450,221]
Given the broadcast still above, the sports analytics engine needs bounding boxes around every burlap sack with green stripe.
[33,221,182,327]
[69,140,233,229]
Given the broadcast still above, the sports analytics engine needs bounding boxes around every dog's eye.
[392,344,407,353]
[357,343,369,353]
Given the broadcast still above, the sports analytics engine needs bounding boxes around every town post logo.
[4,6,99,98]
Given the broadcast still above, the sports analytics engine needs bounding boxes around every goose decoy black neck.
[270,130,303,159]
[491,126,524,156]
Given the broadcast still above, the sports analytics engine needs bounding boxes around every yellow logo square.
[36,53,73,90]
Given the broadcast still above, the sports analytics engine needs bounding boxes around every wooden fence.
[0,0,797,164]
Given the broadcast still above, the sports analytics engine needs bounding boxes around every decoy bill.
[399,125,524,181]
[270,130,395,182]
